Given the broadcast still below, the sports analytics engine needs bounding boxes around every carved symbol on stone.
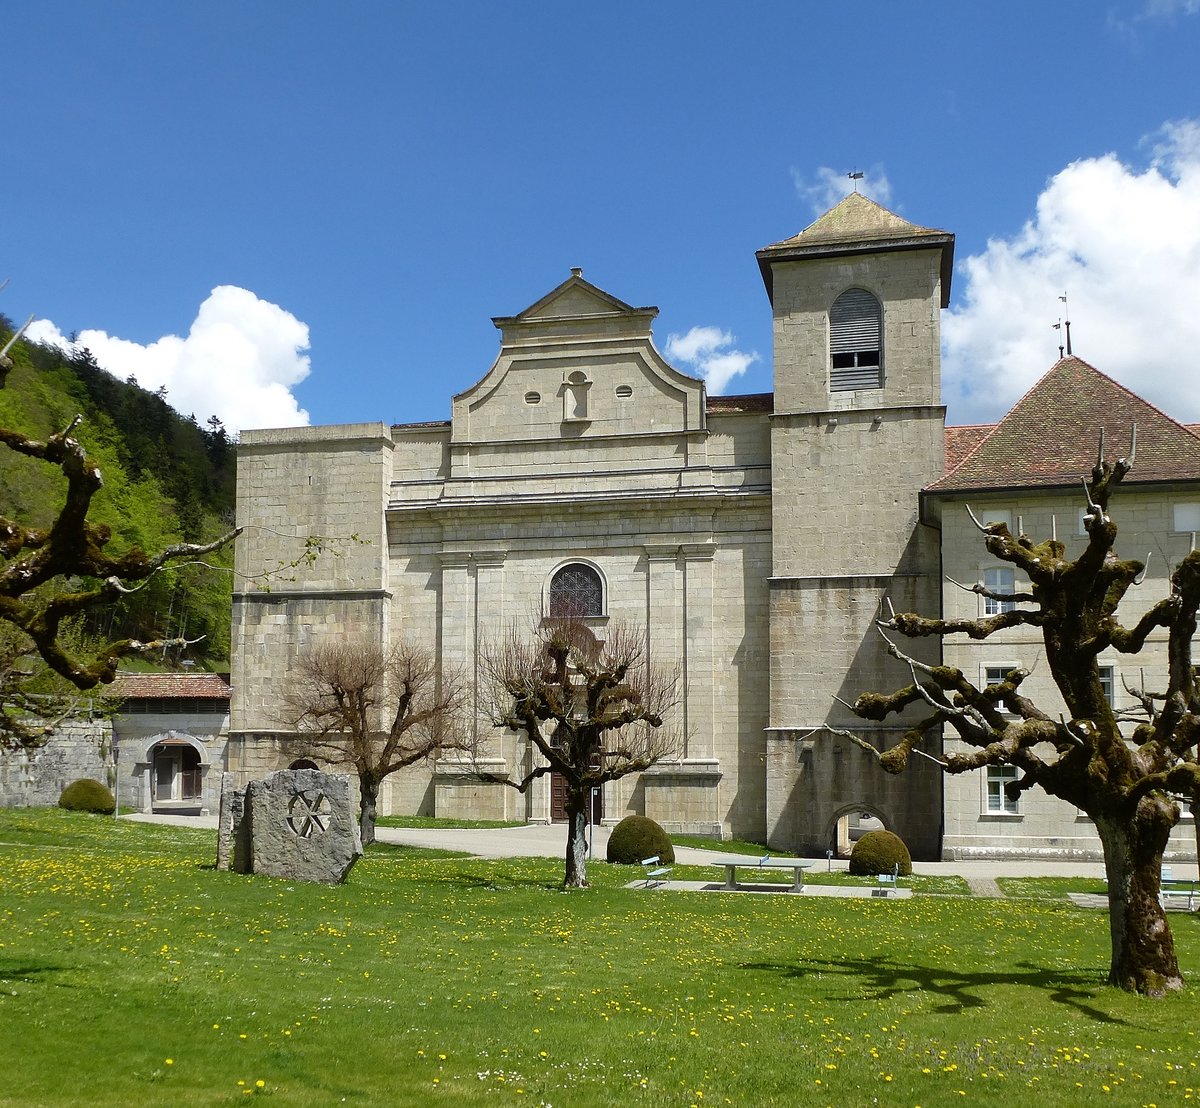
[287,789,331,838]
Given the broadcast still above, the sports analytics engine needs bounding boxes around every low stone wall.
[0,720,113,808]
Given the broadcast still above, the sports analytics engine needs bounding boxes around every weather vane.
[847,170,864,193]
[1054,292,1073,356]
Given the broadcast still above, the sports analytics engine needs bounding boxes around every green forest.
[0,313,237,672]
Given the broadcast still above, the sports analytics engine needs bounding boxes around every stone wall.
[768,248,945,416]
[232,422,394,737]
[112,710,229,814]
[0,719,112,808]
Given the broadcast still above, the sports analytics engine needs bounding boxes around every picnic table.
[714,854,813,892]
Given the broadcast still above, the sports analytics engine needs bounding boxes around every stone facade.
[0,674,233,814]
[229,193,1200,861]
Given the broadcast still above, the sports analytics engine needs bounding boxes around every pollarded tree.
[0,620,123,749]
[1,331,238,713]
[281,637,472,845]
[481,619,682,888]
[829,434,1199,995]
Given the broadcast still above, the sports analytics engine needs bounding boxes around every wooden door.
[551,773,568,822]
[550,774,604,824]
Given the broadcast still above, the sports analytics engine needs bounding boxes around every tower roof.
[756,193,955,305]
[929,356,1200,492]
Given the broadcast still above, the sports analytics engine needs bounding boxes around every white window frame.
[984,664,1020,717]
[983,566,1016,616]
[1098,664,1115,708]
[985,764,1021,815]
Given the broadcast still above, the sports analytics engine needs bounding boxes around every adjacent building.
[1,671,232,815]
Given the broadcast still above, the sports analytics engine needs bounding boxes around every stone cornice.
[389,486,769,515]
[233,588,392,602]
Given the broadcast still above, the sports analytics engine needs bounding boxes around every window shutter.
[829,288,882,391]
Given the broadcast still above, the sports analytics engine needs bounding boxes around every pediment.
[453,272,704,450]
[498,271,652,326]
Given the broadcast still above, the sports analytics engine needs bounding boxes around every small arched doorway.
[150,739,203,806]
[288,758,319,770]
[828,804,889,858]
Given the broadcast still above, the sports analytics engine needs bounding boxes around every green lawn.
[1,809,1198,1106]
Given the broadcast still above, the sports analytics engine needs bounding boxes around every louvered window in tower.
[829,288,883,391]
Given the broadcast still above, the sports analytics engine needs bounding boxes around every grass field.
[1,808,1198,1107]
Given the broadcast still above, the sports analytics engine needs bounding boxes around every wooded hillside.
[0,314,236,669]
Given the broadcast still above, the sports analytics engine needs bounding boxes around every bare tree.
[282,637,471,845]
[828,434,1200,995]
[1,344,237,715]
[481,619,682,888]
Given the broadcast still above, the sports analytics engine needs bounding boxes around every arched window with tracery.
[829,287,883,391]
[548,563,604,618]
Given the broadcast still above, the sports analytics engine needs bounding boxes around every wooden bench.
[641,856,673,888]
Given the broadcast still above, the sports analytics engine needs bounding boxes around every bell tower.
[757,193,954,858]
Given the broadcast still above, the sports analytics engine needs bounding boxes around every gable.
[451,272,705,453]
[931,357,1200,491]
[512,272,641,322]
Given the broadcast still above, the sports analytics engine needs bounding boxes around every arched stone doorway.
[289,758,319,770]
[827,803,890,858]
[150,738,204,809]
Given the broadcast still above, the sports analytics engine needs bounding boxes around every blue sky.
[4,2,1200,432]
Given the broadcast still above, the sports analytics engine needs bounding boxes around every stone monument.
[217,768,362,883]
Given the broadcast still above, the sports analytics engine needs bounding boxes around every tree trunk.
[1192,802,1199,883]
[563,787,590,888]
[359,774,379,847]
[1095,805,1183,995]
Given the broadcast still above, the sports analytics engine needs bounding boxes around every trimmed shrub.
[606,815,674,865]
[59,778,116,815]
[848,829,911,876]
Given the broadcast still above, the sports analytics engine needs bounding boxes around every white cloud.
[792,165,893,216]
[665,325,759,394]
[27,286,311,433]
[1142,0,1200,16]
[942,120,1200,426]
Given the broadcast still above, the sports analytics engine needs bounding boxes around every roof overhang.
[756,233,956,308]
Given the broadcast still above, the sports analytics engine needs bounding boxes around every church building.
[229,193,1200,861]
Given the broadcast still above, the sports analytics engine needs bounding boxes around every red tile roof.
[929,356,1200,492]
[706,392,774,414]
[114,672,232,700]
[944,424,994,471]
